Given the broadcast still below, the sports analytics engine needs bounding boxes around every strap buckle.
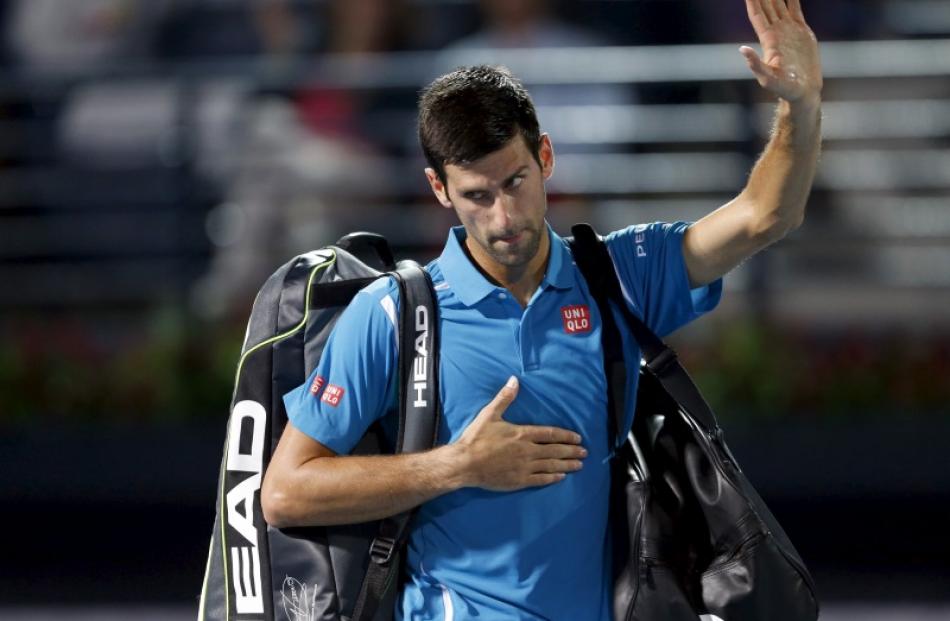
[369,535,397,566]
[645,347,678,376]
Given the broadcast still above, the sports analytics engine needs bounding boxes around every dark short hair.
[418,65,541,186]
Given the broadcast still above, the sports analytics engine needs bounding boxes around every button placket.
[494,289,524,371]
[519,304,540,372]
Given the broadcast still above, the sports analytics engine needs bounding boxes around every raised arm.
[682,0,822,288]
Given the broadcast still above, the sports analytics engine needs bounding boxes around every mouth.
[496,231,524,245]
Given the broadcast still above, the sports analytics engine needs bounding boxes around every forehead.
[444,135,534,189]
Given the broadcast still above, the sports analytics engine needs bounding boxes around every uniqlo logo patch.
[561,305,591,334]
[321,384,345,407]
[309,375,326,396]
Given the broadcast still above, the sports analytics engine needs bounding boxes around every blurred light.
[548,153,747,193]
[837,197,950,237]
[884,0,950,34]
[319,40,950,89]
[879,247,950,286]
[539,104,742,143]
[818,149,950,190]
[205,202,245,247]
[819,100,950,140]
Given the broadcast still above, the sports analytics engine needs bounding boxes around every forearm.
[740,97,822,240]
[263,444,468,528]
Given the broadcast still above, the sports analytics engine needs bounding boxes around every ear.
[424,167,453,209]
[538,133,555,180]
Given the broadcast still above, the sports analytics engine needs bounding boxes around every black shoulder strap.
[351,260,440,621]
[567,226,629,451]
[568,223,720,436]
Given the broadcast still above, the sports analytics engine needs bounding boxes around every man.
[262,1,822,618]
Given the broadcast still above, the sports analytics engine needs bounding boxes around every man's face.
[425,134,555,271]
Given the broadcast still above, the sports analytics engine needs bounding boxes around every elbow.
[751,211,803,246]
[783,208,806,234]
[260,475,293,529]
[261,469,316,529]
[261,463,337,528]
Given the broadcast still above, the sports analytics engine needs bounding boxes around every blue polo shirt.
[283,221,722,620]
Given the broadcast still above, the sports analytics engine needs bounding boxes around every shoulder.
[605,221,690,245]
[357,274,400,302]
[349,261,446,327]
[425,258,446,288]
[336,276,400,337]
[605,221,691,258]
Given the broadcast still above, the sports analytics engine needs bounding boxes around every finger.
[536,443,588,460]
[482,376,519,419]
[758,0,779,23]
[744,0,771,33]
[772,0,790,19]
[521,425,583,445]
[526,472,566,487]
[739,46,781,89]
[533,459,583,474]
[787,0,806,22]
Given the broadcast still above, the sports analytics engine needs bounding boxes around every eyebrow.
[459,165,529,196]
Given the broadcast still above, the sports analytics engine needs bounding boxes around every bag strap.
[567,223,720,436]
[351,261,440,621]
[566,227,629,451]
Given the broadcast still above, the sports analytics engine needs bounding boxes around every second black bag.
[569,223,820,621]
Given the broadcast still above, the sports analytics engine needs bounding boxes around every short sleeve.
[282,278,399,455]
[605,221,722,337]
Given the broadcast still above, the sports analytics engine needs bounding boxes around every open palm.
[741,0,822,105]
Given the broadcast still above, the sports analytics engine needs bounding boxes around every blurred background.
[1,0,948,618]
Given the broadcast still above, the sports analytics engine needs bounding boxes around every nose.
[491,194,515,230]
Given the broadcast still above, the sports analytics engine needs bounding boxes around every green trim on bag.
[232,254,338,390]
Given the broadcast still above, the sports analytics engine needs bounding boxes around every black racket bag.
[198,232,439,621]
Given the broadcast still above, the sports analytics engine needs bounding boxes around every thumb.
[482,376,519,420]
[739,46,779,89]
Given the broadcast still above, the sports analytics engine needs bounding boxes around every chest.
[434,288,611,455]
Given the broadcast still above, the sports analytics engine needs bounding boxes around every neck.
[465,227,551,307]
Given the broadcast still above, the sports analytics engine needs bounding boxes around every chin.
[492,241,540,268]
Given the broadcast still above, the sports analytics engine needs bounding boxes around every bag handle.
[335,231,398,271]
[568,223,721,436]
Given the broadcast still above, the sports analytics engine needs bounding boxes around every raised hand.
[740,0,822,107]
[455,376,587,491]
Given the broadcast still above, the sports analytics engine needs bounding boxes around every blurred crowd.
[3,0,948,423]
[0,0,894,317]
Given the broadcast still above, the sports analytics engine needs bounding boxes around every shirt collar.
[437,221,574,307]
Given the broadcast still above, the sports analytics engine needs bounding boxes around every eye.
[507,176,525,190]
[464,191,490,202]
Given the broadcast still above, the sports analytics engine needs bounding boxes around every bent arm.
[682,99,821,288]
[262,377,586,528]
[261,421,466,528]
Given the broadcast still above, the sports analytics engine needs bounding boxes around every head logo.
[225,399,266,616]
[412,305,429,408]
